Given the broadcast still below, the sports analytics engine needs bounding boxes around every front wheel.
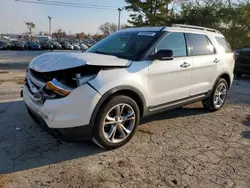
[92,95,140,149]
[203,78,228,111]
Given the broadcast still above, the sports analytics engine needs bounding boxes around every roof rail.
[172,24,221,34]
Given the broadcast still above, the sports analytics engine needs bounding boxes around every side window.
[187,33,215,56]
[215,37,232,53]
[156,32,187,57]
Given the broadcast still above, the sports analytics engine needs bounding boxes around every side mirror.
[153,49,174,60]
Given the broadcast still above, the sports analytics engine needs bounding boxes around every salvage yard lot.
[0,51,250,188]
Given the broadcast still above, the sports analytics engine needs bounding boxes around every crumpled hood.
[29,52,131,72]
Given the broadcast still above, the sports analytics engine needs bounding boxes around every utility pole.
[48,16,52,35]
[117,8,124,31]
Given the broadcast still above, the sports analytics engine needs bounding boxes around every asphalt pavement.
[0,51,250,188]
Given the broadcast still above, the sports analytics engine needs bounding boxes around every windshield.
[87,31,159,60]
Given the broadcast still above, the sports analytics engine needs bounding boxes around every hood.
[29,52,131,72]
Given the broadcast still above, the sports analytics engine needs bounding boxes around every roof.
[121,27,164,32]
[121,25,224,37]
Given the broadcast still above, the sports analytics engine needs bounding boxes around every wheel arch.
[217,72,231,89]
[89,85,147,132]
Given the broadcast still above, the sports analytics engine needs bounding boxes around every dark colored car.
[51,41,62,49]
[0,41,7,50]
[83,39,96,47]
[40,41,53,51]
[11,41,25,50]
[5,41,12,49]
[234,49,250,78]
[24,41,41,50]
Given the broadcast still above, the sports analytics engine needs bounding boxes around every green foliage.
[25,22,35,34]
[125,0,250,48]
[125,0,178,26]
[178,1,250,49]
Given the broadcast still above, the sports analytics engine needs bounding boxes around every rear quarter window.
[215,37,232,53]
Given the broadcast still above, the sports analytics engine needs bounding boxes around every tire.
[92,95,140,149]
[202,78,228,111]
[235,72,242,79]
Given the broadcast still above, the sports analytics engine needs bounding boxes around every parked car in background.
[40,41,53,51]
[72,43,81,50]
[234,49,250,78]
[0,41,7,50]
[83,39,96,47]
[80,43,89,51]
[51,41,62,49]
[5,40,12,49]
[61,42,73,50]
[11,41,25,50]
[22,25,234,149]
[24,41,41,50]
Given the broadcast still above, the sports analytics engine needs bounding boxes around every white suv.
[22,25,235,149]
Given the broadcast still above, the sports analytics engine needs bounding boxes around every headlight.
[46,78,73,96]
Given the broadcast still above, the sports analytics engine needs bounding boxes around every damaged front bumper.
[22,82,101,131]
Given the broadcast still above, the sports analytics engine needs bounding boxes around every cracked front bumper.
[23,83,101,129]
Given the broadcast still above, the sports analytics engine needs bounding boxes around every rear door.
[186,33,222,95]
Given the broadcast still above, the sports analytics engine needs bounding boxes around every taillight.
[233,54,237,62]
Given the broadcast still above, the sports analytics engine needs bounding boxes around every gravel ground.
[0,51,250,188]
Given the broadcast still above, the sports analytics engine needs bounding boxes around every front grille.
[29,68,77,88]
[30,69,53,82]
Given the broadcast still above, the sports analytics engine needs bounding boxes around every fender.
[206,72,232,98]
[88,84,147,132]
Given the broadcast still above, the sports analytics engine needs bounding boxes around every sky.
[0,0,130,34]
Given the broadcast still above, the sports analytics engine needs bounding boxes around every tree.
[125,0,181,26]
[52,28,67,39]
[76,32,85,40]
[99,22,118,36]
[178,0,250,48]
[25,22,35,35]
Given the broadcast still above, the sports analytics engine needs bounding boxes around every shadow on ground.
[0,100,210,174]
[0,62,29,71]
[241,115,250,139]
[0,101,103,174]
[141,104,207,125]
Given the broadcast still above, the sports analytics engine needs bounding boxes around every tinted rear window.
[215,37,232,53]
[187,33,215,56]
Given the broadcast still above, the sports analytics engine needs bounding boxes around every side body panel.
[147,57,193,106]
[89,61,150,107]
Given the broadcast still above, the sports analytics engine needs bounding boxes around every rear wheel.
[92,95,140,149]
[203,78,228,111]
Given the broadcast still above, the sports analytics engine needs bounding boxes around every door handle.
[214,58,220,63]
[180,62,190,68]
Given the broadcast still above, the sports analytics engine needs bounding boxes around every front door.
[148,32,193,107]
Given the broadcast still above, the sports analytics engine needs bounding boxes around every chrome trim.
[49,78,73,92]
[28,69,46,88]
[27,76,39,93]
[24,85,43,104]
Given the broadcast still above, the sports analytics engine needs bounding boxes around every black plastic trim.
[149,93,207,112]
[213,72,232,89]
[140,30,168,61]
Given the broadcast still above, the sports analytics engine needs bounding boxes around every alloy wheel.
[102,103,135,143]
[213,83,227,108]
